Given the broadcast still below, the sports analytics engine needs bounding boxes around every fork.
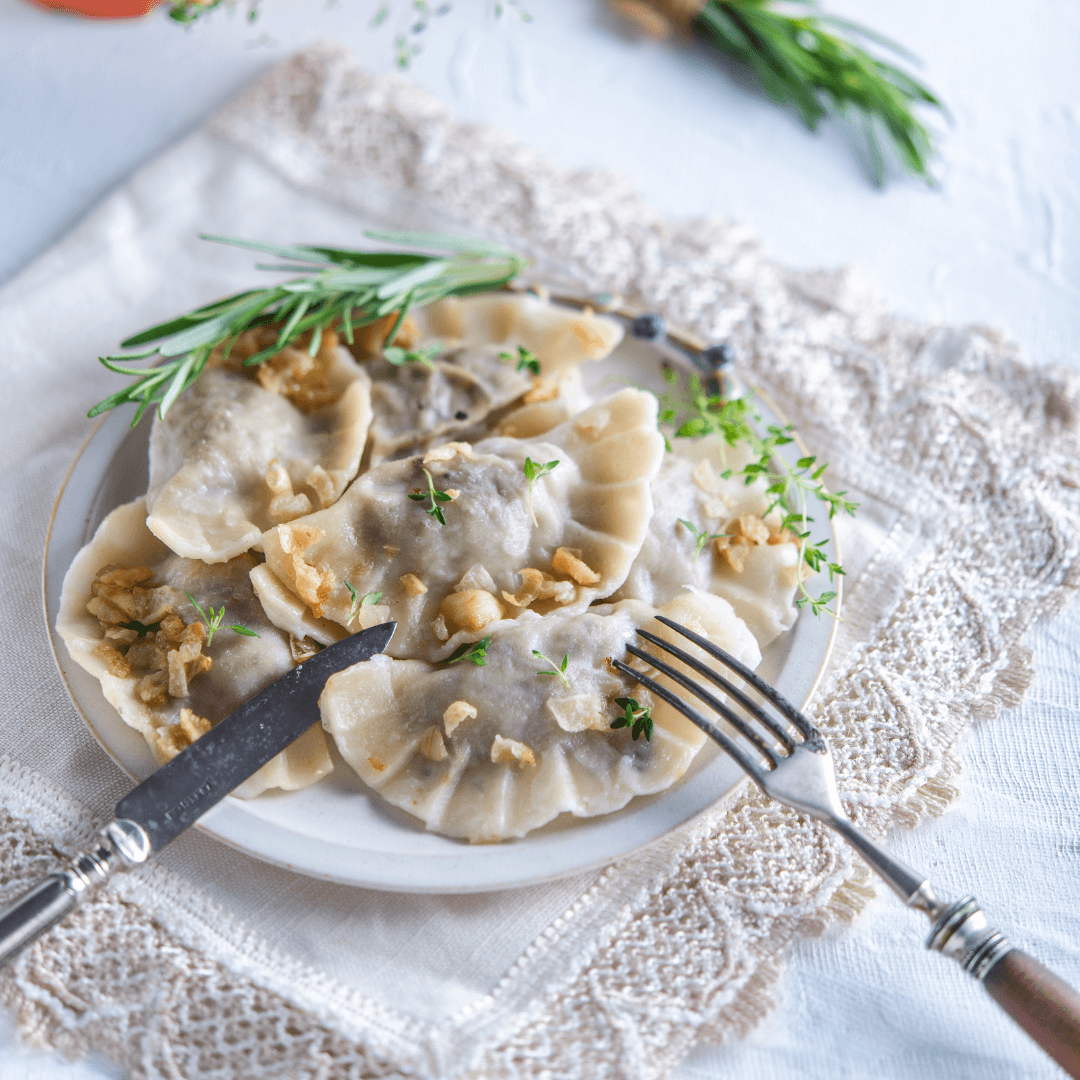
[614,616,1080,1078]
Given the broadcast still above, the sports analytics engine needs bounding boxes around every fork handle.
[982,949,1080,1077]
[926,896,1080,1077]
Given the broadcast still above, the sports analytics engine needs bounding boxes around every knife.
[0,620,395,967]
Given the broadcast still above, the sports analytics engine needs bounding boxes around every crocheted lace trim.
[3,46,1079,1079]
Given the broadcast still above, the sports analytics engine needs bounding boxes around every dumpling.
[258,388,665,660]
[364,346,535,465]
[612,440,802,646]
[320,591,761,842]
[145,330,373,564]
[410,292,624,379]
[55,499,333,797]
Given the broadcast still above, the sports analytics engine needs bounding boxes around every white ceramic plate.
[43,309,839,893]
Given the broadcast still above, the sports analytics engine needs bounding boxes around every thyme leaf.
[523,457,559,526]
[184,591,260,645]
[532,649,570,687]
[445,634,492,666]
[677,518,727,563]
[384,343,441,369]
[408,467,453,525]
[499,345,541,376]
[345,582,384,625]
[657,369,857,618]
[610,696,654,741]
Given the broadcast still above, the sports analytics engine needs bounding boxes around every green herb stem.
[91,232,526,427]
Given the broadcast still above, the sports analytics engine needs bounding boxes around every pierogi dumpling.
[56,499,332,797]
[146,342,373,563]
[612,440,802,646]
[410,292,623,380]
[366,349,592,465]
[259,388,665,661]
[320,591,761,842]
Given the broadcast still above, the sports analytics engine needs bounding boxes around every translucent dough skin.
[260,389,666,661]
[146,353,372,563]
[321,592,761,842]
[411,293,624,380]
[55,498,333,797]
[612,443,801,647]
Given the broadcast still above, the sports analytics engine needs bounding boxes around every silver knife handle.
[0,819,150,967]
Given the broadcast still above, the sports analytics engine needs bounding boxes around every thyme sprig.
[385,343,441,369]
[691,0,944,184]
[532,649,571,687]
[610,697,654,741]
[500,346,541,376]
[523,457,559,526]
[90,232,526,427]
[184,592,260,646]
[657,368,856,617]
[445,635,493,666]
[345,582,383,625]
[677,518,727,563]
[408,468,454,525]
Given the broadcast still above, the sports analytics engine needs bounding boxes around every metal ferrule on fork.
[926,897,1012,980]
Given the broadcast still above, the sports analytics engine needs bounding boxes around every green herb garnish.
[408,467,454,525]
[610,697,654,741]
[677,518,727,563]
[345,582,384,625]
[532,649,570,687]
[657,369,856,618]
[523,457,559,526]
[689,0,944,184]
[90,232,525,427]
[184,592,260,645]
[384,343,441,369]
[445,634,492,666]
[499,345,541,376]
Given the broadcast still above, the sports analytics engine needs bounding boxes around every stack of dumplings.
[58,293,801,842]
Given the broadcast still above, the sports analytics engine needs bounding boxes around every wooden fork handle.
[982,949,1080,1078]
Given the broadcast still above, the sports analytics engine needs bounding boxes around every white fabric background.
[0,2,1077,1078]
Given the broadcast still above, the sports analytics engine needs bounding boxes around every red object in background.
[27,0,159,16]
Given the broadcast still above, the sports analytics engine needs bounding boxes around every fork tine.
[654,616,824,750]
[635,628,797,753]
[625,644,781,769]
[611,658,770,785]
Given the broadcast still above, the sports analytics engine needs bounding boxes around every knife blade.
[0,620,395,967]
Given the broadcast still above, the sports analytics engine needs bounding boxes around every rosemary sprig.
[345,582,384,625]
[532,649,571,687]
[657,369,856,617]
[610,697,654,741]
[692,0,944,183]
[408,468,454,525]
[523,457,559,526]
[445,635,493,666]
[90,232,526,427]
[184,592,260,645]
[677,518,727,563]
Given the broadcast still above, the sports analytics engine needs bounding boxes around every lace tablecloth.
[1,46,1078,1080]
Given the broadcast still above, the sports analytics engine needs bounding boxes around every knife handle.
[0,819,150,968]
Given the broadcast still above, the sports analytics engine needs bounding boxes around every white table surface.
[1,1,1078,1077]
